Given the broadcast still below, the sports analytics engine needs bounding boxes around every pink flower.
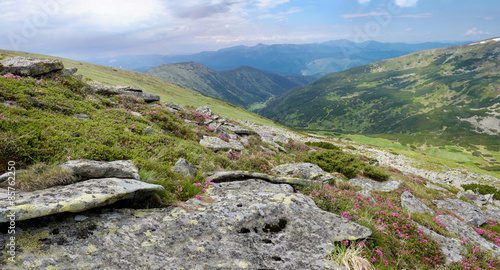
[67,156,71,160]
[147,146,152,150]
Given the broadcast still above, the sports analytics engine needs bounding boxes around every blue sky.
[0,0,498,59]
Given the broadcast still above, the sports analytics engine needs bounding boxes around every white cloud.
[465,27,491,36]
[341,12,386,18]
[255,7,303,21]
[395,0,418,7]
[358,0,371,4]
[255,0,289,9]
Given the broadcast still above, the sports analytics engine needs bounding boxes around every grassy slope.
[0,49,279,127]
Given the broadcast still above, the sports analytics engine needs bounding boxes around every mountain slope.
[146,62,315,109]
[85,40,464,75]
[259,37,500,151]
[0,49,279,127]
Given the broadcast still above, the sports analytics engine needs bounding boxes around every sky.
[0,0,498,59]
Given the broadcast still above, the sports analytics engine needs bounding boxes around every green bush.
[305,141,340,150]
[462,183,500,200]
[303,149,389,181]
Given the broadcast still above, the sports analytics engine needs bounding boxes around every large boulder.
[61,159,140,180]
[115,86,160,103]
[164,102,186,112]
[172,158,198,176]
[271,163,334,182]
[200,136,244,151]
[8,179,370,269]
[0,57,64,77]
[196,105,212,116]
[348,177,403,192]
[435,198,486,227]
[0,178,164,222]
[401,191,435,215]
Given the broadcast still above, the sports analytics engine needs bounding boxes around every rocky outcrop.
[436,214,500,258]
[73,113,90,120]
[164,102,186,112]
[0,57,64,77]
[172,158,198,176]
[206,171,321,186]
[401,191,435,215]
[196,105,212,116]
[200,136,244,151]
[86,84,160,103]
[348,177,403,192]
[61,159,140,181]
[435,198,486,227]
[8,179,370,269]
[271,163,334,182]
[0,178,164,222]
[416,223,464,264]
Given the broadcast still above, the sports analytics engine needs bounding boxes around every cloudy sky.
[0,0,498,59]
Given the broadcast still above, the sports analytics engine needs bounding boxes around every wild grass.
[0,162,75,191]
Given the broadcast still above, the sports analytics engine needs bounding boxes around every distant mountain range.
[84,40,466,75]
[259,37,500,150]
[146,62,316,109]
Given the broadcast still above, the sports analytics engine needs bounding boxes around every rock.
[130,111,142,117]
[259,146,276,154]
[273,134,290,144]
[116,85,160,103]
[214,127,231,139]
[143,127,158,135]
[172,158,198,177]
[74,215,89,222]
[435,198,486,227]
[206,171,319,186]
[9,179,370,269]
[0,100,18,107]
[87,84,116,95]
[233,129,259,136]
[271,163,334,182]
[164,102,186,112]
[436,214,500,258]
[196,105,212,116]
[61,159,140,181]
[0,57,64,77]
[348,177,403,192]
[401,191,435,215]
[457,191,489,206]
[415,223,464,264]
[484,204,500,223]
[73,113,90,120]
[39,67,78,79]
[425,182,448,192]
[200,136,244,151]
[0,171,13,183]
[0,178,164,222]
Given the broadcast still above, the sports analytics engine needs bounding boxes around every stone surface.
[348,177,403,192]
[425,182,448,192]
[271,163,334,182]
[116,86,160,103]
[436,214,500,258]
[435,198,486,227]
[143,127,158,135]
[7,179,370,269]
[0,57,64,77]
[73,113,90,120]
[61,159,140,180]
[200,136,244,151]
[172,158,198,177]
[164,102,186,112]
[416,223,464,264]
[39,67,78,79]
[457,191,491,206]
[196,105,212,116]
[401,191,435,215]
[87,84,116,95]
[0,171,13,183]
[273,134,290,144]
[485,204,500,223]
[0,178,164,222]
[206,171,319,186]
[233,129,259,136]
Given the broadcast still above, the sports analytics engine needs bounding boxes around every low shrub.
[462,183,500,200]
[305,141,340,150]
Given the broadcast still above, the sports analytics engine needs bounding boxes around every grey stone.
[206,170,320,186]
[196,105,212,116]
[164,102,186,112]
[74,215,89,222]
[116,86,160,103]
[73,113,89,120]
[436,214,500,258]
[273,134,290,144]
[0,178,164,222]
[259,146,276,154]
[0,57,64,77]
[39,67,78,79]
[348,177,403,192]
[485,204,500,223]
[0,171,13,183]
[425,182,448,192]
[233,129,259,136]
[130,111,142,117]
[200,136,244,151]
[401,191,435,215]
[143,127,158,135]
[435,198,486,227]
[415,223,464,264]
[61,159,140,180]
[9,179,369,269]
[214,127,231,139]
[172,158,198,177]
[87,84,116,95]
[271,163,334,182]
[457,191,490,206]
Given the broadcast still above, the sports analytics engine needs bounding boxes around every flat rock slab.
[6,179,370,269]
[0,57,64,77]
[348,177,403,192]
[435,198,486,227]
[61,159,140,180]
[206,170,321,186]
[436,214,500,258]
[401,191,435,215]
[416,223,464,264]
[0,178,164,222]
[200,136,244,151]
[271,163,334,182]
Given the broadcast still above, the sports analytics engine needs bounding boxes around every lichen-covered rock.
[348,177,402,192]
[196,105,212,116]
[172,158,198,176]
[6,180,370,269]
[485,204,500,223]
[206,170,319,186]
[415,223,464,264]
[273,134,290,144]
[271,163,334,182]
[87,84,116,95]
[116,85,160,103]
[401,191,435,215]
[436,214,500,258]
[0,57,64,77]
[164,102,186,112]
[0,178,164,222]
[39,67,78,79]
[233,129,259,136]
[200,136,244,151]
[61,159,140,180]
[435,198,486,227]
